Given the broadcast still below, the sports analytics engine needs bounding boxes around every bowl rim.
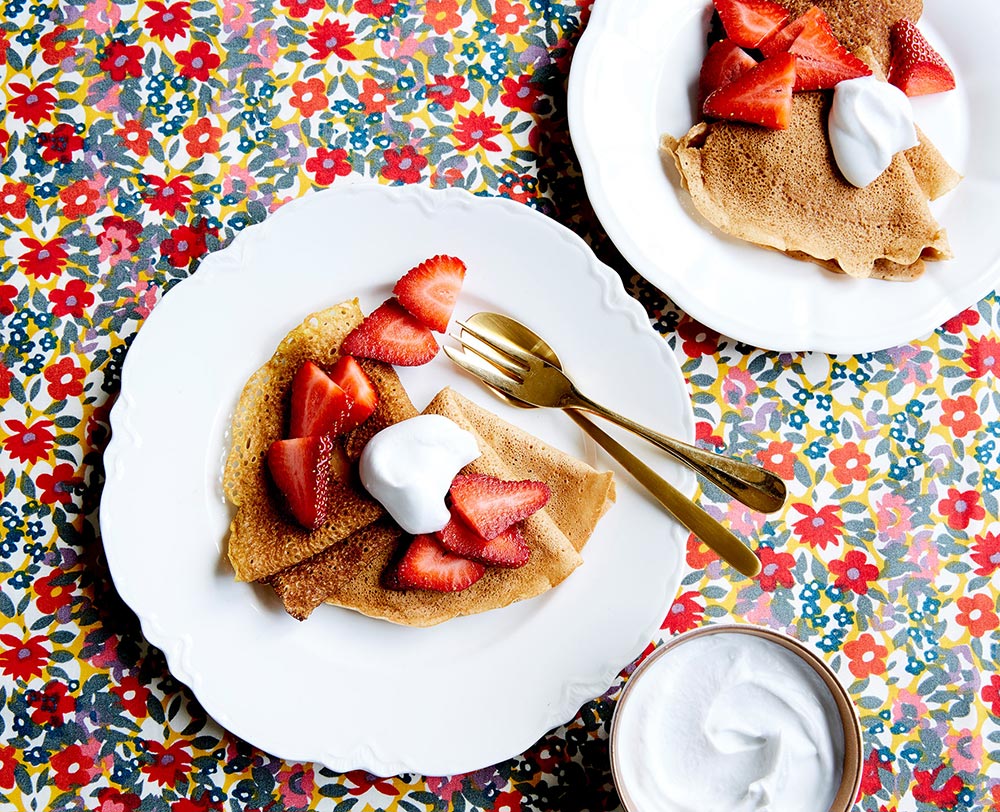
[609,622,863,812]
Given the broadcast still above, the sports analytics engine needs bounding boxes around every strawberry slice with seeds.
[388,533,485,592]
[785,13,871,90]
[449,473,551,540]
[288,361,353,439]
[393,254,466,333]
[438,515,531,568]
[758,4,832,56]
[699,39,759,106]
[267,434,337,529]
[712,0,789,50]
[703,52,796,130]
[329,356,378,432]
[888,19,955,97]
[342,298,439,366]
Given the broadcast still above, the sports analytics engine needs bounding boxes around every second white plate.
[569,0,1000,354]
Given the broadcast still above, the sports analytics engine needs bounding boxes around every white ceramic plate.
[100,182,694,777]
[569,0,1000,354]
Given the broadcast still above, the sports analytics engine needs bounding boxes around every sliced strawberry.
[699,40,758,106]
[438,516,531,568]
[393,254,466,333]
[388,533,485,592]
[288,361,353,439]
[712,0,789,50]
[888,19,955,97]
[703,52,796,130]
[267,434,336,529]
[785,13,871,90]
[341,298,439,366]
[329,356,378,432]
[449,473,551,540]
[758,4,832,56]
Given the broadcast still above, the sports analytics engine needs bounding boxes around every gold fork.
[444,317,786,515]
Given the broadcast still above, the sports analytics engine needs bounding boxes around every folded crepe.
[224,300,419,583]
[661,0,959,280]
[270,388,616,625]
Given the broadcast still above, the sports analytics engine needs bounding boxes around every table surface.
[1,0,998,810]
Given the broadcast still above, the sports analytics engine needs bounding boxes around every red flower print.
[829,549,879,595]
[49,278,95,318]
[843,633,887,679]
[0,127,9,161]
[344,769,401,797]
[2,419,55,464]
[0,181,29,218]
[971,531,1000,577]
[142,740,192,787]
[160,223,209,268]
[97,788,141,812]
[60,179,101,218]
[182,116,222,158]
[982,675,1000,716]
[695,420,724,448]
[938,488,985,531]
[37,122,84,163]
[942,307,979,334]
[423,0,461,34]
[358,77,391,113]
[306,147,351,185]
[177,40,221,80]
[454,112,502,152]
[791,503,843,549]
[426,74,470,111]
[829,441,870,485]
[36,463,78,506]
[51,743,96,790]
[100,39,144,81]
[0,633,50,681]
[290,77,328,117]
[493,791,521,812]
[356,0,394,15]
[26,680,75,725]
[117,119,152,156]
[677,318,719,356]
[308,19,356,60]
[112,675,150,717]
[6,81,57,124]
[860,748,892,796]
[756,545,795,591]
[955,593,998,637]
[498,172,535,203]
[661,589,704,634]
[44,356,87,400]
[40,25,79,64]
[0,284,18,316]
[144,0,191,41]
[501,74,540,113]
[755,440,795,479]
[912,764,962,808]
[964,336,1000,378]
[98,215,142,263]
[144,174,192,216]
[0,744,15,789]
[0,362,12,399]
[939,395,983,438]
[380,145,427,184]
[19,237,67,280]
[280,0,324,18]
[686,533,720,568]
[492,0,528,35]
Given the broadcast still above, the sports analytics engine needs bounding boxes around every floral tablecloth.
[1,0,998,809]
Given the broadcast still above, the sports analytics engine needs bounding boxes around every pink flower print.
[720,367,757,410]
[222,0,252,32]
[82,0,122,35]
[875,493,913,543]
[945,730,982,774]
[277,764,315,807]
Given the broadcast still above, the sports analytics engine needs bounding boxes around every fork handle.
[565,392,787,514]
[566,412,761,577]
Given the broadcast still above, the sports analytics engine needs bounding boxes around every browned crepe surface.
[271,388,616,625]
[223,300,418,582]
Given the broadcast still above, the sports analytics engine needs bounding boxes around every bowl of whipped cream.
[610,624,862,812]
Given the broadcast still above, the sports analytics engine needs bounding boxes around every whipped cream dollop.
[615,633,845,812]
[359,414,480,534]
[828,75,918,188]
